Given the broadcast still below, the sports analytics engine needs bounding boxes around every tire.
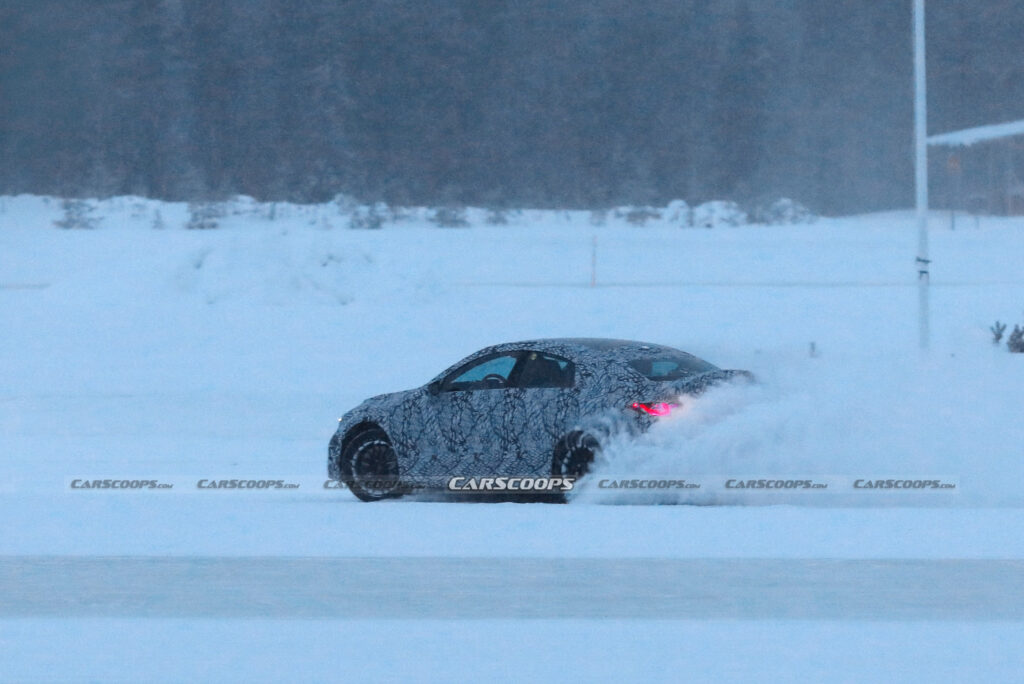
[553,431,599,478]
[340,427,404,502]
[549,431,600,502]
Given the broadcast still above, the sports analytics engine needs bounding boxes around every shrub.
[348,204,384,229]
[664,199,691,226]
[430,206,469,227]
[53,199,99,229]
[624,206,661,225]
[750,197,816,225]
[692,200,747,228]
[332,193,359,215]
[1009,325,1024,354]
[186,201,223,230]
[485,208,508,225]
[991,321,1007,345]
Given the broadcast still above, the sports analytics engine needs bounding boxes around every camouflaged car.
[328,338,750,501]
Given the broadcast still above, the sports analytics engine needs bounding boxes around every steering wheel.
[482,373,508,388]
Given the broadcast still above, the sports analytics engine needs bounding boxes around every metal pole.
[914,0,930,349]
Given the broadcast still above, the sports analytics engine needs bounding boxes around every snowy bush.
[186,201,224,230]
[219,196,253,217]
[53,199,99,230]
[485,208,509,225]
[988,320,1024,352]
[624,206,661,225]
[348,203,385,229]
[750,197,816,225]
[991,321,1007,345]
[129,199,152,220]
[332,193,360,215]
[386,205,414,223]
[610,206,661,225]
[664,199,691,225]
[1009,325,1024,354]
[430,206,469,228]
[692,200,747,228]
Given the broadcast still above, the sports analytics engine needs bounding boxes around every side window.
[514,352,575,389]
[442,353,520,392]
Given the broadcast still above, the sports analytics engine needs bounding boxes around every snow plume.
[573,379,823,505]
[574,356,1019,507]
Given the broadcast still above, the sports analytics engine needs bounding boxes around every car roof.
[495,338,685,356]
[429,337,713,385]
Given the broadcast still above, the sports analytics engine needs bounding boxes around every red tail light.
[630,401,678,416]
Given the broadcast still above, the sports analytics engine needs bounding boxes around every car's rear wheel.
[341,427,404,502]
[550,431,600,502]
[554,431,599,477]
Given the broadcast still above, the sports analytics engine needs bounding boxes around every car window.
[514,352,575,389]
[442,353,520,391]
[627,354,718,380]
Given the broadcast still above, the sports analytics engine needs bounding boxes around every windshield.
[627,354,718,381]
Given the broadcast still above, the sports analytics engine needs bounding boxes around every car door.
[507,351,580,474]
[432,351,526,476]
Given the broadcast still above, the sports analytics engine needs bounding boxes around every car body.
[328,338,750,500]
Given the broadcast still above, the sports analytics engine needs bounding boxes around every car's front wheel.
[341,427,405,502]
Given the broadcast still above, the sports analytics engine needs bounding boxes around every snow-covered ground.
[8,619,1023,682]
[2,195,1024,680]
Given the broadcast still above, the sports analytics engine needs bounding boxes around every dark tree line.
[2,0,1023,214]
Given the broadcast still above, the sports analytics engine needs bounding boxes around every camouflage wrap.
[327,338,750,485]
